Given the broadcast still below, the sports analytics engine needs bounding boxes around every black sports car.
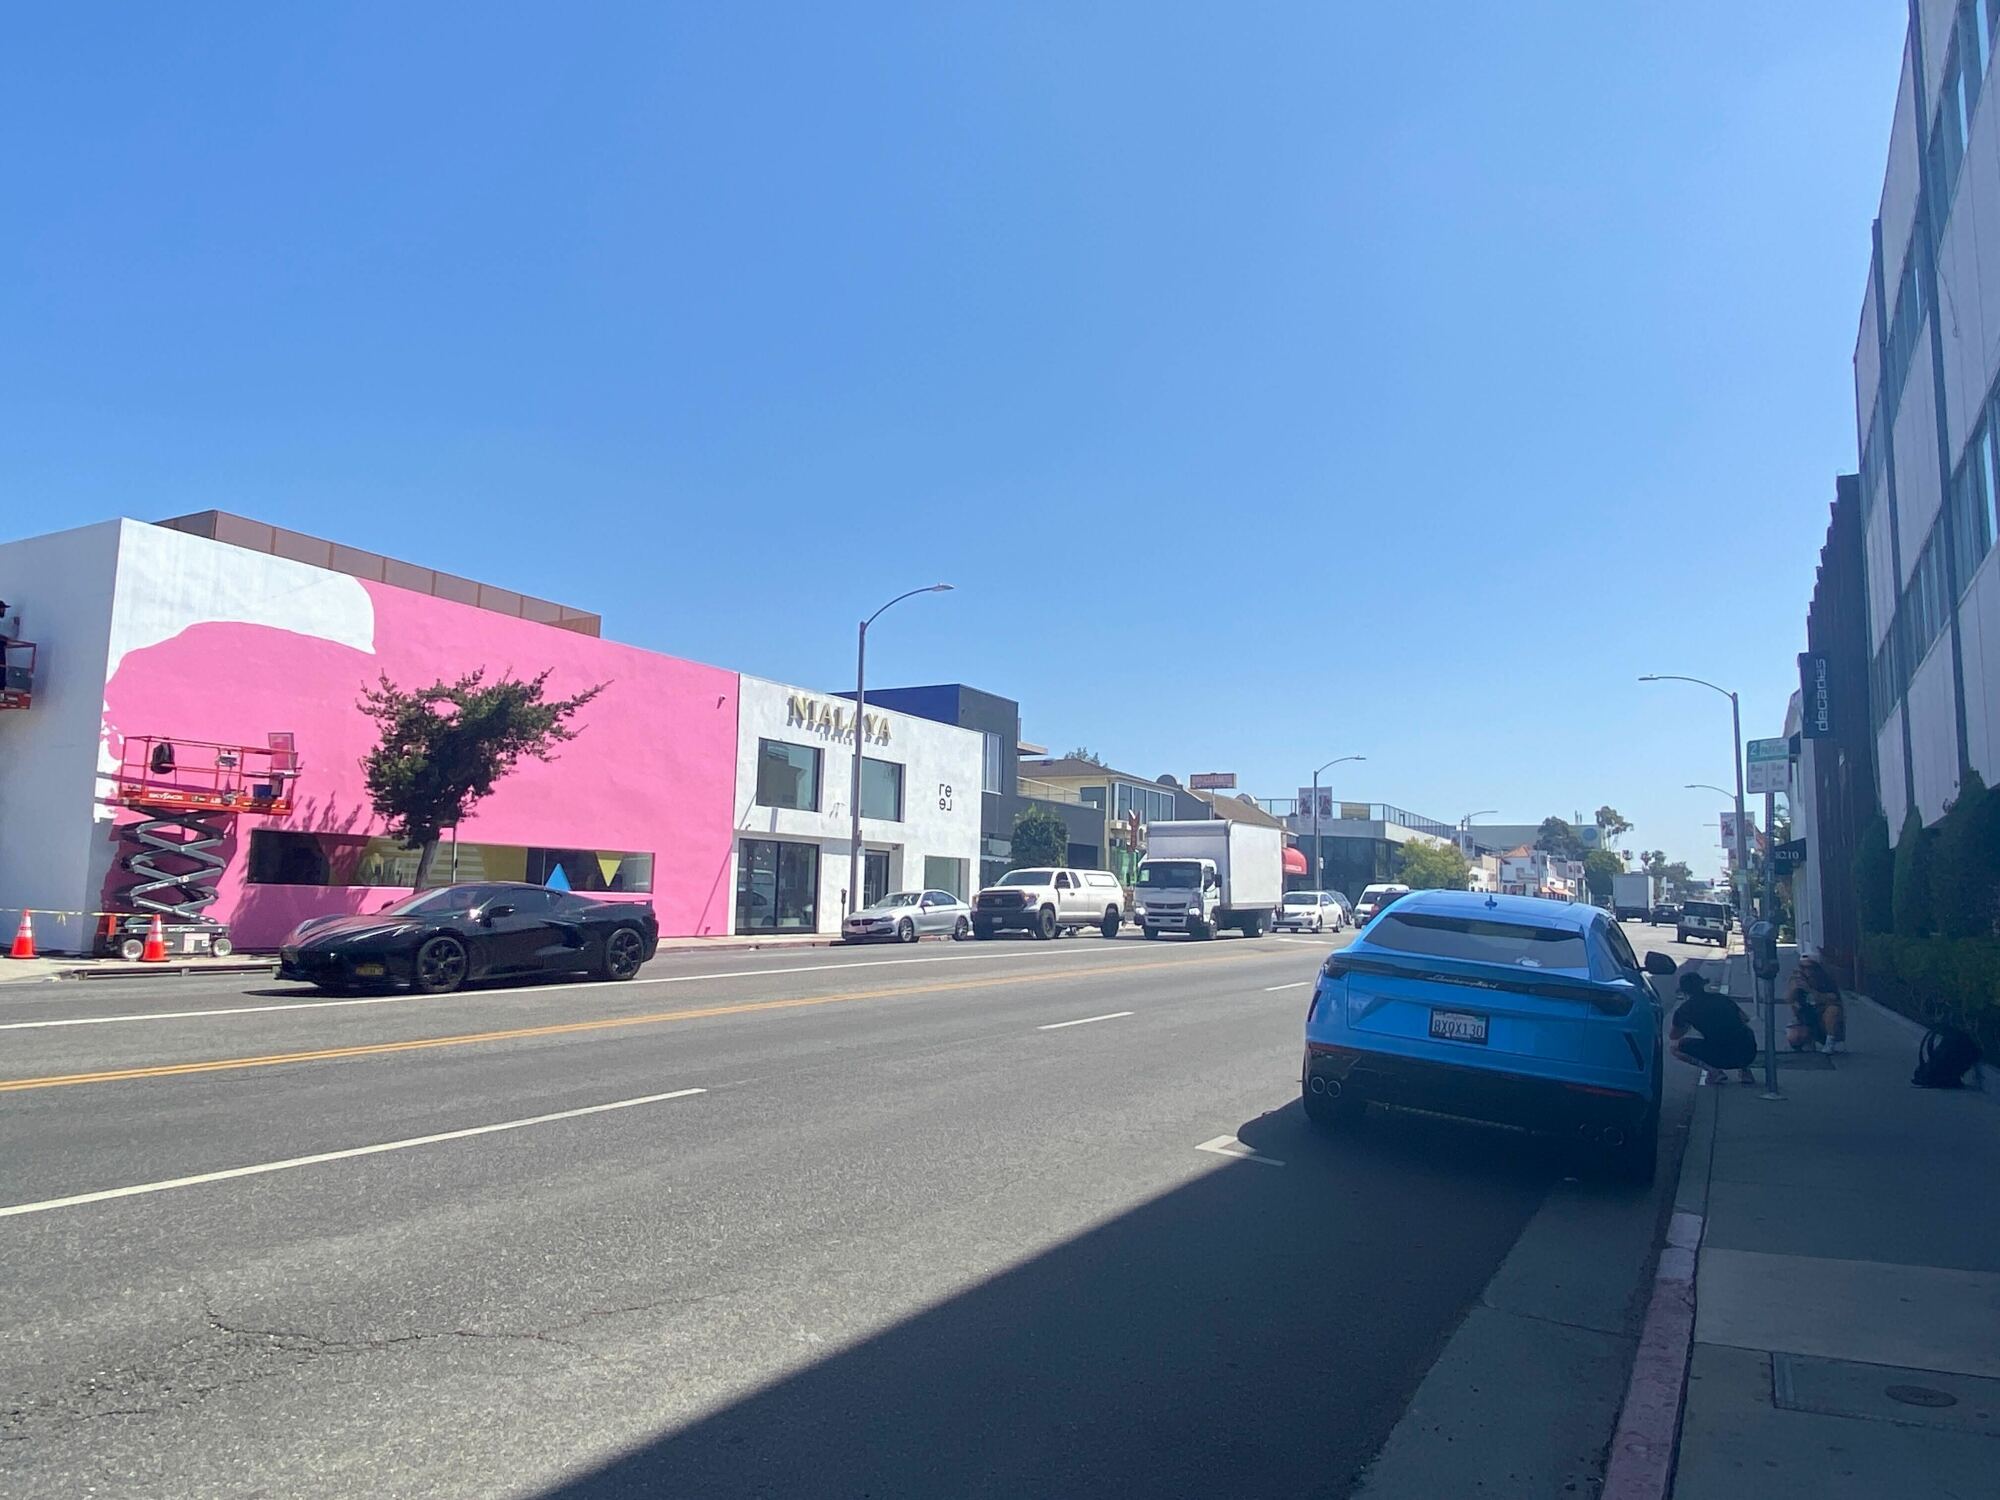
[277,882,659,995]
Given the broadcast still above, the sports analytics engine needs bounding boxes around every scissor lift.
[0,636,32,710]
[97,732,301,959]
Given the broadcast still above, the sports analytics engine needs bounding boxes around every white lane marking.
[1194,1134,1286,1167]
[0,1088,706,1219]
[1037,1011,1135,1031]
[0,945,1161,1031]
[1270,937,1333,947]
[1263,982,1309,992]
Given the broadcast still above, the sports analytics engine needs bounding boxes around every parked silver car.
[842,889,972,943]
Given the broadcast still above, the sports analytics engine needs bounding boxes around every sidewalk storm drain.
[1771,1353,1994,1434]
[1884,1383,1959,1409]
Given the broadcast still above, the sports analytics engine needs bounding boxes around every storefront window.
[246,830,654,891]
[860,756,904,821]
[923,855,967,900]
[738,838,818,931]
[756,739,821,811]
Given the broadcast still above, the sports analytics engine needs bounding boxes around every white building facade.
[730,675,982,935]
[1857,0,2000,843]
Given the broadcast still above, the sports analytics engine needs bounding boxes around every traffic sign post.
[1746,737,1790,795]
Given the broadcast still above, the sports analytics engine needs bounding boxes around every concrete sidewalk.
[1672,984,2000,1496]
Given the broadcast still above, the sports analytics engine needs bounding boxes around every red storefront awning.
[1282,846,1309,876]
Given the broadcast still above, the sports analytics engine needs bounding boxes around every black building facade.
[857,684,1105,887]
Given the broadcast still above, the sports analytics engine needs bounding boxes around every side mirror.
[484,903,516,922]
[1642,951,1678,976]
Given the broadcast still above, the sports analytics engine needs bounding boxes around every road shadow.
[534,1100,1563,1500]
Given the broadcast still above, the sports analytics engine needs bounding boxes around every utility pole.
[1759,786,1781,1097]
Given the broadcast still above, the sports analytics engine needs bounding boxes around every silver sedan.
[841,889,973,944]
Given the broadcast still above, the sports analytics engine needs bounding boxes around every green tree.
[1854,813,1894,934]
[1534,816,1587,861]
[1064,747,1104,765]
[1931,772,2000,939]
[1891,806,1935,939]
[1008,805,1070,869]
[1398,839,1472,890]
[1640,849,1695,895]
[1583,847,1625,901]
[359,669,605,888]
[1594,806,1633,843]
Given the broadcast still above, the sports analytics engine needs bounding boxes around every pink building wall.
[99,568,739,947]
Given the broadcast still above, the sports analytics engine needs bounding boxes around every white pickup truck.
[971,867,1126,940]
[1135,821,1284,938]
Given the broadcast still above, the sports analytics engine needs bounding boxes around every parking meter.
[1749,920,1780,982]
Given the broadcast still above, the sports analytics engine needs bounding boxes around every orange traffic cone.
[8,910,33,960]
[139,913,168,963]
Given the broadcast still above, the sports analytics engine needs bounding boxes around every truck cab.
[1135,856,1222,937]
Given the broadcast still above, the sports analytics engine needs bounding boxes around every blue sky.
[4,4,1908,870]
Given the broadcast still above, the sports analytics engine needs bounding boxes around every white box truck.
[1611,872,1659,922]
[1135,821,1284,938]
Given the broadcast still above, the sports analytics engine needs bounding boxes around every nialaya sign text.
[787,695,892,746]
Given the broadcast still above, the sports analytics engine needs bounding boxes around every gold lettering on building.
[785,694,892,745]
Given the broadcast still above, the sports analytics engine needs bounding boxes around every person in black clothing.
[1669,971,1758,1085]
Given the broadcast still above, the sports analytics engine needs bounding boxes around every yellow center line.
[0,949,1281,1094]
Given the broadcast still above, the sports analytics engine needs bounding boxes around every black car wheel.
[953,915,970,941]
[1036,907,1058,941]
[1101,906,1120,939]
[972,920,994,940]
[898,917,917,944]
[413,935,468,995]
[598,925,646,981]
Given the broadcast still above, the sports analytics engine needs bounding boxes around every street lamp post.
[1308,755,1365,888]
[1643,673,1775,1097]
[1459,809,1497,859]
[847,584,953,920]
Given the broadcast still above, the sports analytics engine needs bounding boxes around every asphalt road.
[0,919,1711,1499]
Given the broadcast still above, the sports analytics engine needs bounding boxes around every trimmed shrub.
[1892,807,1934,940]
[1931,772,1998,940]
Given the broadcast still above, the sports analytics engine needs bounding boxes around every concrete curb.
[1599,1210,1702,1499]
[1600,1083,1716,1499]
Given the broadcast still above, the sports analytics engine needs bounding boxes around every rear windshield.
[1683,902,1728,919]
[1367,911,1589,971]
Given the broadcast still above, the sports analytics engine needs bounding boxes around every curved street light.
[1306,754,1366,888]
[847,584,954,916]
[1639,674,1749,930]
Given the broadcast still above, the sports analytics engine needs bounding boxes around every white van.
[1353,882,1412,926]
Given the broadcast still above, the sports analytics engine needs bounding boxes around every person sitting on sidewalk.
[1670,971,1758,1085]
[1787,954,1846,1054]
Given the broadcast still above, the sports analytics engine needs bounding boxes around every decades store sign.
[786,694,894,747]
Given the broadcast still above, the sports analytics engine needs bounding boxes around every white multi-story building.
[1856,0,2000,841]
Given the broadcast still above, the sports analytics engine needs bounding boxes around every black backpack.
[1913,1025,1983,1089]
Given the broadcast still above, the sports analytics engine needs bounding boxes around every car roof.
[1378,888,1601,931]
